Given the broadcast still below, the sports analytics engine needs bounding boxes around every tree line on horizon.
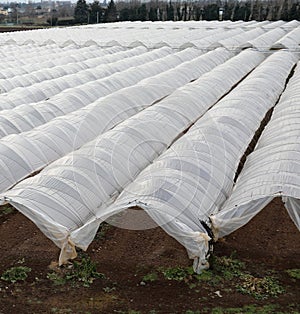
[74,0,300,24]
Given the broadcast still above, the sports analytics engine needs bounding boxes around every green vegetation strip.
[47,254,105,287]
[141,254,286,300]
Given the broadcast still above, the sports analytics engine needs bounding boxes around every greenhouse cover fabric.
[93,51,297,272]
[1,21,300,271]
[271,25,300,50]
[0,48,264,266]
[0,46,124,86]
[0,47,212,193]
[0,46,170,110]
[0,21,291,49]
[211,60,300,238]
[0,47,197,137]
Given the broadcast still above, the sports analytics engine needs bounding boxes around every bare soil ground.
[0,197,299,313]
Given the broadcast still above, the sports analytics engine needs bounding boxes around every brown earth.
[0,197,299,314]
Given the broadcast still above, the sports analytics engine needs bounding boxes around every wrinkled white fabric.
[212,60,300,236]
[1,48,246,264]
[0,47,205,193]
[100,51,297,270]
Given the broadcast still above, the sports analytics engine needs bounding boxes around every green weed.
[142,272,158,282]
[0,204,14,217]
[161,266,193,281]
[201,304,296,314]
[47,272,67,286]
[103,286,116,293]
[127,311,141,314]
[47,254,105,287]
[160,254,244,287]
[67,255,105,286]
[286,269,300,280]
[1,266,31,283]
[95,222,111,240]
[159,256,238,287]
[237,274,285,300]
[210,253,245,280]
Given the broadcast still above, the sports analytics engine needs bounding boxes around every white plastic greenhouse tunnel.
[0,21,299,273]
[211,58,300,238]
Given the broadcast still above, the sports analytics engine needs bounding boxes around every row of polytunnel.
[0,21,300,272]
[211,59,300,238]
[0,20,300,50]
[0,46,213,191]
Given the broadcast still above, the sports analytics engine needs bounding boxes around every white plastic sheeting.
[281,19,300,30]
[179,28,245,50]
[0,46,135,92]
[0,46,142,106]
[260,20,286,29]
[242,27,287,51]
[1,21,300,271]
[0,21,298,52]
[0,47,215,193]
[0,47,198,136]
[0,44,118,78]
[94,51,297,272]
[0,48,268,265]
[211,61,300,237]
[0,21,230,47]
[271,25,300,50]
[218,27,266,50]
[0,46,170,110]
[0,21,291,49]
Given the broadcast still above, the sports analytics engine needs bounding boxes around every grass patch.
[237,274,285,300]
[47,272,67,286]
[158,253,244,286]
[140,253,245,290]
[114,311,141,314]
[141,252,288,302]
[285,269,300,280]
[1,266,31,283]
[0,204,15,217]
[209,254,245,280]
[161,266,194,281]
[47,254,105,287]
[141,265,220,287]
[142,272,158,282]
[200,304,284,313]
[103,286,116,293]
[95,222,111,240]
[168,306,300,314]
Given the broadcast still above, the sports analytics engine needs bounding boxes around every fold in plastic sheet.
[0,48,262,265]
[0,47,209,193]
[93,51,297,272]
[212,61,300,237]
